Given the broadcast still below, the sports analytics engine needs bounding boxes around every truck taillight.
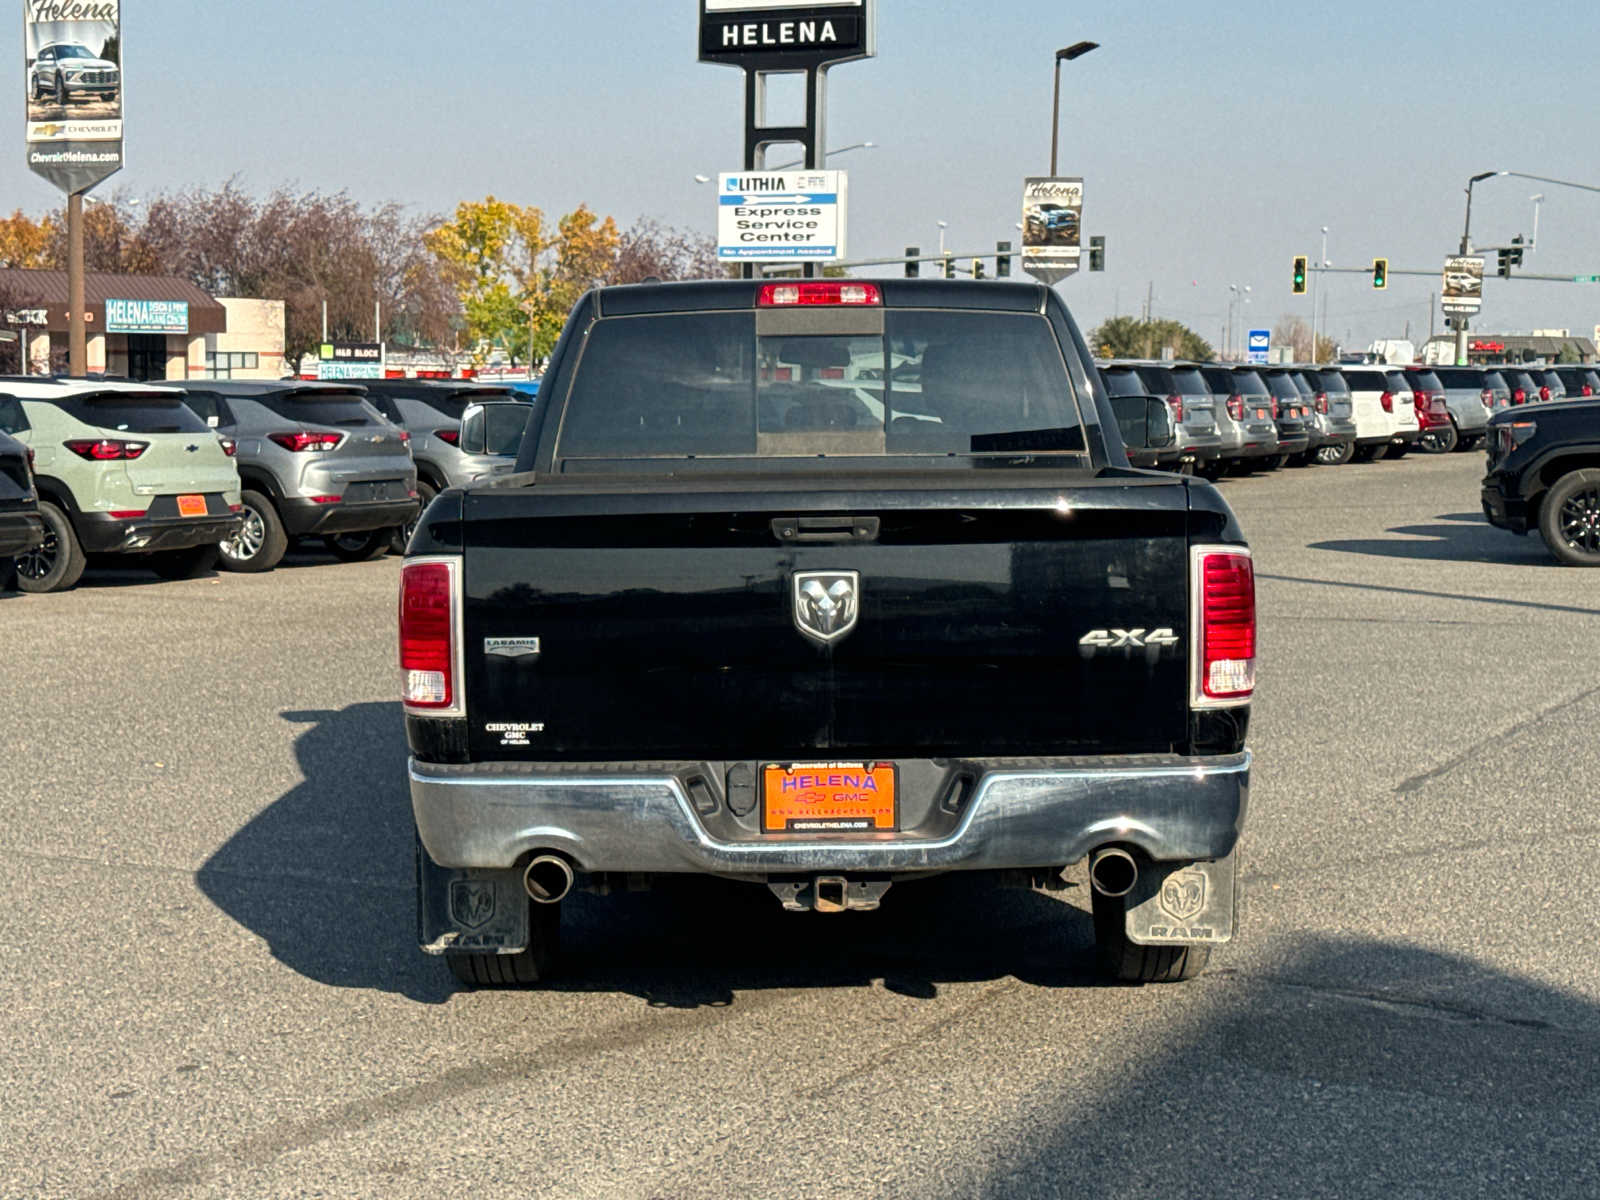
[1193,548,1255,706]
[1379,391,1394,414]
[219,437,237,457]
[400,558,462,714]
[1227,395,1244,421]
[758,282,882,306]
[1167,394,1183,421]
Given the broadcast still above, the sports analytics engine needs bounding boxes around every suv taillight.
[1511,388,1526,405]
[1379,391,1394,414]
[434,429,461,447]
[269,431,345,453]
[25,446,36,471]
[1315,392,1329,415]
[64,438,148,460]
[758,281,881,306]
[219,437,237,457]
[1269,399,1279,419]
[400,559,460,713]
[1194,548,1255,705]
[1167,394,1183,422]
[1227,395,1244,421]
[1539,385,1552,402]
[1480,388,1495,409]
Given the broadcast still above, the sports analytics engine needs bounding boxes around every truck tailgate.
[460,477,1194,762]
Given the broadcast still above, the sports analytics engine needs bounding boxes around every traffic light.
[1292,255,1308,295]
[1510,234,1525,267]
[1497,249,1511,278]
[1089,235,1105,272]
[943,254,955,280]
[972,258,984,280]
[904,246,920,279]
[995,241,1012,278]
[1371,258,1388,290]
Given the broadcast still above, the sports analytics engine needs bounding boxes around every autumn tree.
[0,210,58,269]
[1089,315,1214,362]
[605,219,719,285]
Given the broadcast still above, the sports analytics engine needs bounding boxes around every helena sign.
[699,0,873,68]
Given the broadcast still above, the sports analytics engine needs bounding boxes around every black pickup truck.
[1482,396,1600,565]
[402,279,1255,987]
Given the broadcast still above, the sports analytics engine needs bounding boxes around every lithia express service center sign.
[700,0,873,68]
[717,171,846,262]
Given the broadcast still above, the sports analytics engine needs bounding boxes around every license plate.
[176,494,207,518]
[1255,407,1269,419]
[762,762,897,833]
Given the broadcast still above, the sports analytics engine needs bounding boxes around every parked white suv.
[1334,366,1419,462]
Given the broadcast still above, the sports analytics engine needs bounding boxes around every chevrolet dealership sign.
[700,0,873,68]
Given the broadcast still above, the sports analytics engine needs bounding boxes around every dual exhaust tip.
[1088,847,1139,898]
[522,854,575,905]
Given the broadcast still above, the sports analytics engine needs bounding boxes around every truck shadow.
[969,936,1600,1197]
[198,703,1109,1008]
[1310,511,1554,566]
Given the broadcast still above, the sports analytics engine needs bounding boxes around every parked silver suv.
[173,382,418,572]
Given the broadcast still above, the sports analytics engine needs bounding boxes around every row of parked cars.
[1102,359,1600,477]
[0,377,536,593]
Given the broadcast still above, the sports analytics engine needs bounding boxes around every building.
[1420,332,1596,366]
[0,268,285,381]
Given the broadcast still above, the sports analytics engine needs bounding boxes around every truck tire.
[323,528,391,562]
[15,501,86,594]
[391,480,436,555]
[446,903,561,987]
[1538,469,1600,567]
[1092,890,1210,983]
[149,544,219,580]
[220,490,287,573]
[1314,440,1354,466]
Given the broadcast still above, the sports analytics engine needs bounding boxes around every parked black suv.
[0,414,45,588]
[1482,397,1600,565]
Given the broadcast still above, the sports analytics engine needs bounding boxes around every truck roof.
[593,278,1052,317]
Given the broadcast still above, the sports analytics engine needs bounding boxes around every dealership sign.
[716,170,845,261]
[24,0,124,195]
[699,0,873,68]
[1441,255,1484,315]
[1021,177,1083,285]
[106,298,187,334]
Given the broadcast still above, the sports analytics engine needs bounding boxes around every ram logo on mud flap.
[1078,627,1180,651]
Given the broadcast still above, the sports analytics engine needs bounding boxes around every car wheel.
[1351,444,1381,463]
[324,528,392,562]
[55,74,67,103]
[149,545,219,580]
[391,480,436,555]
[14,501,86,594]
[1539,469,1600,567]
[1385,443,1410,460]
[1418,422,1459,454]
[1314,440,1354,466]
[1091,888,1210,983]
[1263,454,1289,471]
[219,490,287,573]
[446,902,561,988]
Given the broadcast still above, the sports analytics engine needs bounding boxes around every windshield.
[55,45,96,59]
[557,310,1086,462]
[256,392,382,428]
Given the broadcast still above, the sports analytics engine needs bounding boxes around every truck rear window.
[556,310,1085,461]
[55,392,210,434]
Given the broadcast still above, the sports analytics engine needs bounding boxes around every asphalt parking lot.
[3,452,1598,1199]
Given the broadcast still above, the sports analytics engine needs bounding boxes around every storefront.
[0,269,227,380]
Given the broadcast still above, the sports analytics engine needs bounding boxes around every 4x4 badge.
[793,570,859,645]
[1078,627,1180,650]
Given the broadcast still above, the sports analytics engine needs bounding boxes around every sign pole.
[67,192,85,377]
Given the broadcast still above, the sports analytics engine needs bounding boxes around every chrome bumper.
[409,752,1250,877]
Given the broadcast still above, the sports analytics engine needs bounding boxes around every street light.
[693,141,876,182]
[1050,41,1099,176]
[937,220,949,256]
[1309,226,1329,364]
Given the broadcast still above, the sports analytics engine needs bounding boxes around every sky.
[4,0,1599,355]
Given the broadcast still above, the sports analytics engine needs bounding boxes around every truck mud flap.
[415,834,529,956]
[1123,846,1238,946]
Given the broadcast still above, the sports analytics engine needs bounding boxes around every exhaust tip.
[1089,847,1139,898]
[523,854,575,905]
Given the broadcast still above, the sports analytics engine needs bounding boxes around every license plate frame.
[176,494,207,518]
[761,762,898,834]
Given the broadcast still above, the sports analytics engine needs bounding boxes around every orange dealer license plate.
[176,494,207,518]
[762,762,898,834]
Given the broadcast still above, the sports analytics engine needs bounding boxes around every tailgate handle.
[771,516,880,544]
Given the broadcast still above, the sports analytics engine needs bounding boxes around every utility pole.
[1144,280,1153,322]
[67,193,85,376]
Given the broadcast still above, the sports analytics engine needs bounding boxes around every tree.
[605,219,719,285]
[1089,315,1213,362]
[426,198,620,367]
[1273,316,1335,363]
[0,210,57,269]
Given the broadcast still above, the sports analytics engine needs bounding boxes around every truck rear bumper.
[409,751,1251,877]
